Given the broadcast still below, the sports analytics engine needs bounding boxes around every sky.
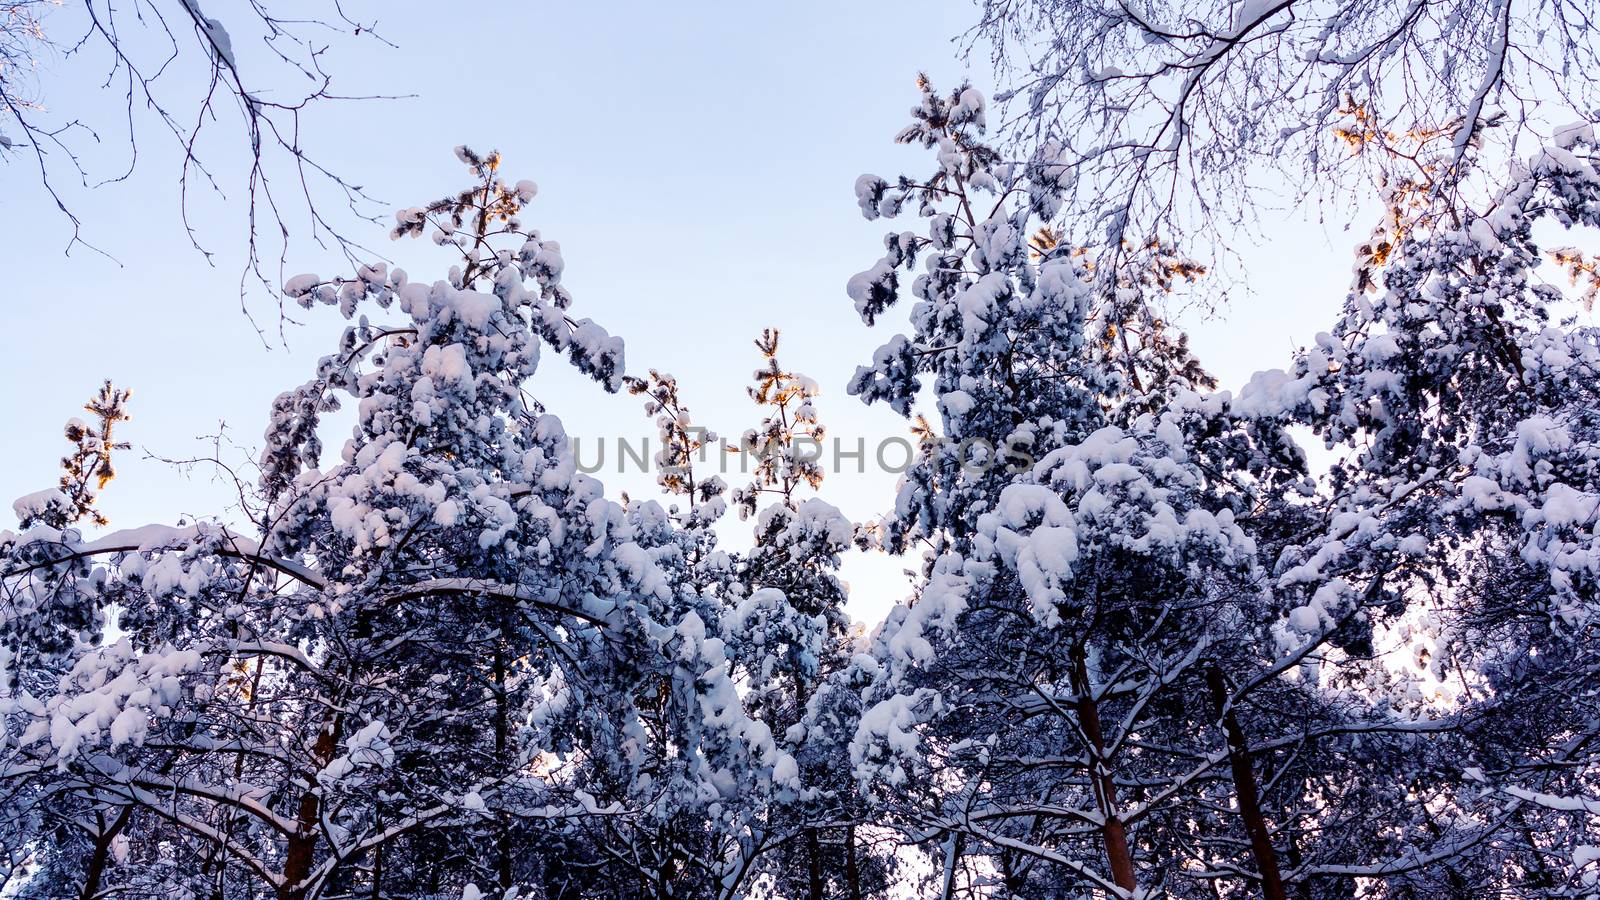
[0,0,1374,625]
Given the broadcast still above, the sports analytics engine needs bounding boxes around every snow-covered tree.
[842,78,1309,897]
[6,58,1600,900]
[595,330,872,899]
[0,147,772,900]
[0,382,135,900]
[966,0,1600,291]
[723,330,864,900]
[836,79,1572,899]
[1223,121,1600,894]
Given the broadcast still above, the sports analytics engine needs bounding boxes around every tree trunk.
[805,827,825,900]
[1070,651,1138,894]
[939,832,963,900]
[1284,825,1312,900]
[1206,666,1286,900]
[80,807,132,900]
[794,669,824,900]
[494,643,514,892]
[282,718,341,900]
[846,825,862,900]
[370,835,384,900]
[368,799,384,900]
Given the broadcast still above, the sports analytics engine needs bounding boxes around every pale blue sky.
[0,1,1370,623]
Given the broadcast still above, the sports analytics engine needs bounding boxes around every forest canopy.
[3,2,1600,898]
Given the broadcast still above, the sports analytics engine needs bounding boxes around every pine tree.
[723,329,861,900]
[0,382,134,900]
[5,73,1599,900]
[1228,122,1600,894]
[0,149,744,900]
[838,80,1473,899]
[601,330,872,899]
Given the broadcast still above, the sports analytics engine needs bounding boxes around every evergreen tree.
[1229,123,1600,894]
[839,79,1510,899]
[5,71,1600,900]
[0,149,755,900]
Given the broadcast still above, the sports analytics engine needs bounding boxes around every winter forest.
[4,1,1600,897]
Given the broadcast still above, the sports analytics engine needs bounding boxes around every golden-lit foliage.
[737,328,826,512]
[623,368,713,500]
[1350,171,1448,293]
[1031,230,1205,292]
[389,145,532,285]
[1333,95,1385,153]
[1334,94,1466,158]
[1029,226,1061,258]
[58,380,133,527]
[1549,246,1600,310]
[1332,94,1493,294]
[1133,238,1207,293]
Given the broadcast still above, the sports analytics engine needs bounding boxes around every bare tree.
[0,1,397,318]
[967,0,1600,284]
